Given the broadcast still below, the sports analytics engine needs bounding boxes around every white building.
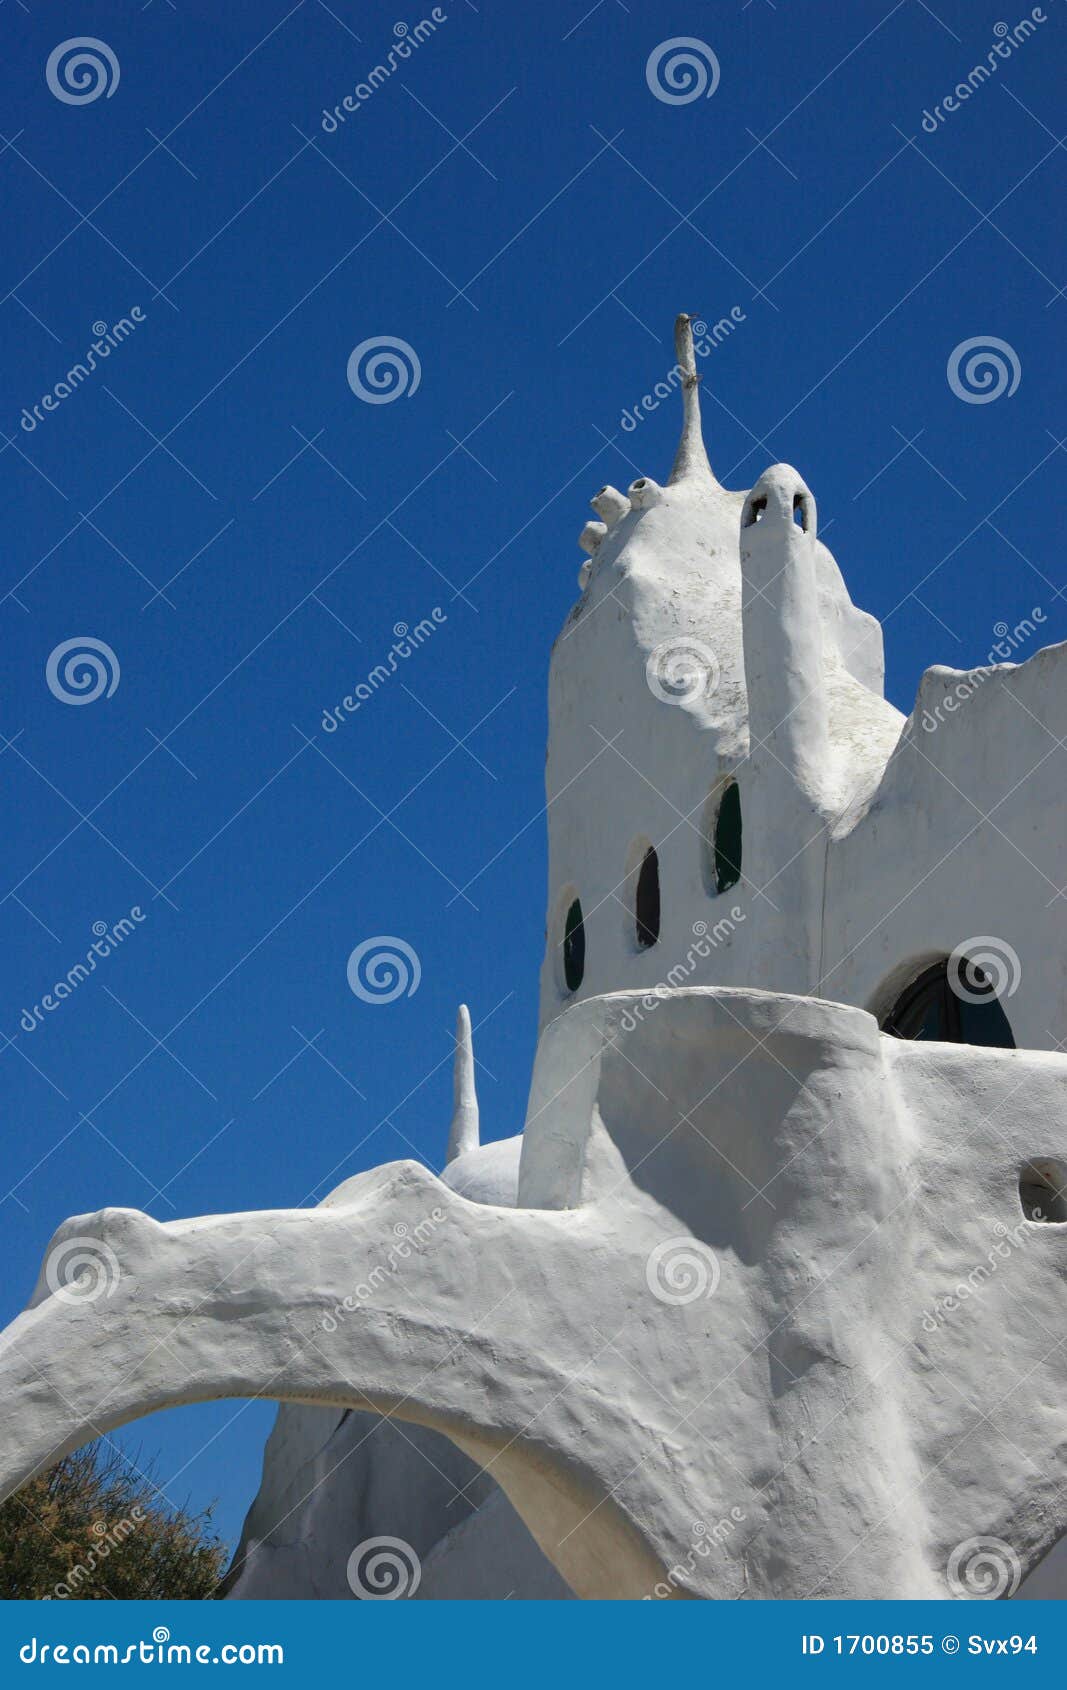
[226,317,1067,1598]
[541,315,1052,1049]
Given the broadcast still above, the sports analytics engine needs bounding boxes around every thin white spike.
[447,1004,480,1164]
[668,313,717,487]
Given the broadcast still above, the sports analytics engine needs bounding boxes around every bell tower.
[537,315,897,1024]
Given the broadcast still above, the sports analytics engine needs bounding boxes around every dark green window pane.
[635,848,660,949]
[563,898,585,993]
[714,783,742,894]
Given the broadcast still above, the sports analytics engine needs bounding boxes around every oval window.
[713,781,742,894]
[635,847,660,949]
[562,897,585,994]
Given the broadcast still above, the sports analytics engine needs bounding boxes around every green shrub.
[0,1442,228,1600]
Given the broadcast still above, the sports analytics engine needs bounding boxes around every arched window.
[562,897,585,994]
[713,781,742,894]
[882,957,1014,1049]
[635,847,660,949]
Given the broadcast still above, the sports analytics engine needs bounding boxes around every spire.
[668,313,717,487]
[446,1004,480,1164]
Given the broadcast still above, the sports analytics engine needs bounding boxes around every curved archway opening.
[881,956,1015,1049]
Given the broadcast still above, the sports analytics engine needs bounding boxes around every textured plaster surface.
[3,989,1067,1600]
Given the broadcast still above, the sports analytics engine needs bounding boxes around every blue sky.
[2,0,1065,1553]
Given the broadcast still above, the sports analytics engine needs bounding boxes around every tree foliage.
[0,1442,228,1600]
